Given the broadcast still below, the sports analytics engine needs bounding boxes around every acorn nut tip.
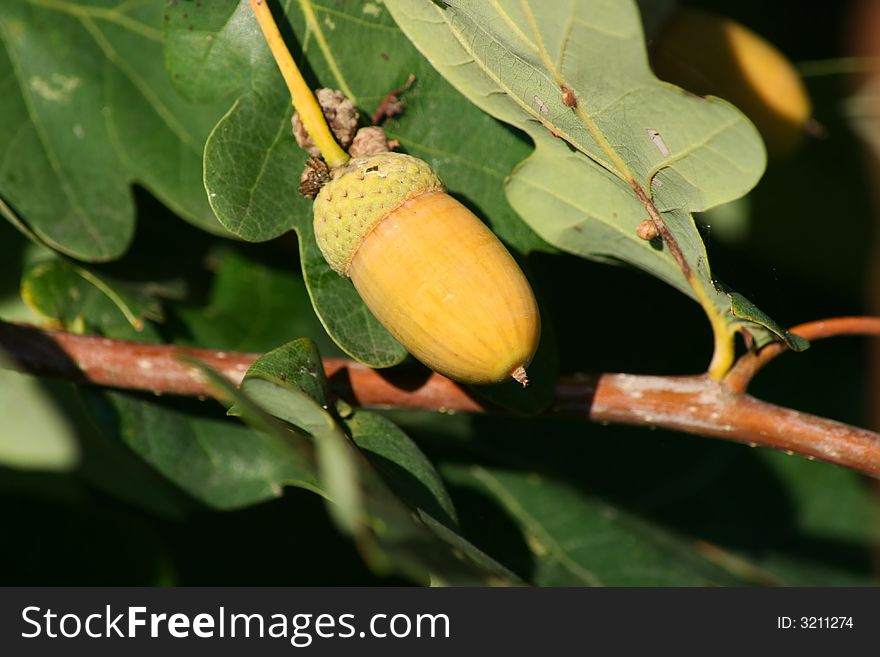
[313,152,541,385]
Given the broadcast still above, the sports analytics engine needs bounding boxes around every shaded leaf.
[634,0,677,40]
[748,450,880,585]
[415,509,523,585]
[85,388,321,510]
[21,256,164,335]
[0,474,173,584]
[71,396,197,519]
[225,338,364,531]
[347,409,458,527]
[173,247,341,356]
[0,211,43,323]
[388,405,880,586]
[445,465,745,586]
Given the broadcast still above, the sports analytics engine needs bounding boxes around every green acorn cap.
[313,152,444,276]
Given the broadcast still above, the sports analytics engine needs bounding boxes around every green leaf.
[0,0,229,262]
[0,358,79,471]
[21,256,164,336]
[386,0,791,355]
[180,0,552,366]
[85,389,321,510]
[233,338,333,427]
[226,338,364,531]
[445,465,745,586]
[163,0,253,104]
[100,2,231,237]
[347,409,459,527]
[750,450,880,585]
[726,289,810,351]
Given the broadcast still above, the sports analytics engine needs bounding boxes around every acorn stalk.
[249,0,349,168]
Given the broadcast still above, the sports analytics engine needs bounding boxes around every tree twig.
[724,317,880,393]
[1,320,879,477]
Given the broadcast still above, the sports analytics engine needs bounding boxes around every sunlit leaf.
[0,0,230,262]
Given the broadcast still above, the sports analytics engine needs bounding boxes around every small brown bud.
[372,73,415,125]
[292,88,359,156]
[636,219,660,241]
[349,126,392,158]
[299,156,331,199]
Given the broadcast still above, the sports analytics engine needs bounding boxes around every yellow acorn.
[650,9,812,159]
[313,152,540,385]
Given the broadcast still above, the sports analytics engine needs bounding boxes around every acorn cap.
[313,152,444,276]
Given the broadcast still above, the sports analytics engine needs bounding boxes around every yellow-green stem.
[694,281,736,380]
[249,0,349,169]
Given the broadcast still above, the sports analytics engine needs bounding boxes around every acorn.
[650,9,812,159]
[313,152,540,385]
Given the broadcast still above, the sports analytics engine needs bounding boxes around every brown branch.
[1,320,880,477]
[724,316,880,393]
[574,374,880,476]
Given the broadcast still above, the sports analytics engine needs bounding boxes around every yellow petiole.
[248,0,350,169]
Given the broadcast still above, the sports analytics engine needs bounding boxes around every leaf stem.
[248,0,349,168]
[697,283,736,380]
